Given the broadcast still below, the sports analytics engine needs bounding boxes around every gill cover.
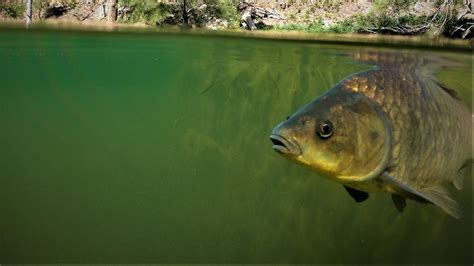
[337,94,392,182]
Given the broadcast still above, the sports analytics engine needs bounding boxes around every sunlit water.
[0,28,472,263]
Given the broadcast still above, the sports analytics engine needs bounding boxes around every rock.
[413,2,436,16]
[95,3,107,20]
[457,4,474,21]
[252,6,285,20]
[241,11,256,30]
[239,2,285,30]
[237,1,251,12]
[322,19,331,27]
[117,6,132,17]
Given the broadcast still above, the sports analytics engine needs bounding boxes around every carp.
[270,50,472,218]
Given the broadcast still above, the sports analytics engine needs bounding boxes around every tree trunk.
[107,0,117,22]
[182,0,189,24]
[26,0,32,25]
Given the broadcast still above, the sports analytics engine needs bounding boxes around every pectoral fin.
[382,172,461,219]
[343,185,369,203]
[391,194,406,213]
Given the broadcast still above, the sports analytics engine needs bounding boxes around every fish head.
[270,90,391,183]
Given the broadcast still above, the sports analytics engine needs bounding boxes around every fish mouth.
[270,134,301,156]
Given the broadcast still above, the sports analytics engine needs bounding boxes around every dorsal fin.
[350,49,464,102]
[351,49,432,70]
[348,49,461,79]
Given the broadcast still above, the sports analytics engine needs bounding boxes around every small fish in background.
[270,50,472,218]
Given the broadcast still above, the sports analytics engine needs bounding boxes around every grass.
[274,12,430,35]
[118,0,174,24]
[274,19,353,34]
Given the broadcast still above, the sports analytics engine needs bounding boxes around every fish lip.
[270,134,302,156]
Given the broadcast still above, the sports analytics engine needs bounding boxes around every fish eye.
[317,120,334,139]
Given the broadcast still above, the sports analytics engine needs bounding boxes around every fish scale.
[342,67,470,189]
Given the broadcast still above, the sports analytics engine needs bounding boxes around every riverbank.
[1,0,472,38]
[1,19,471,52]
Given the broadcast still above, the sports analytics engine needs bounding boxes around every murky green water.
[0,28,472,263]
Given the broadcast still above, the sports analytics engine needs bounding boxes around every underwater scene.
[0,29,472,263]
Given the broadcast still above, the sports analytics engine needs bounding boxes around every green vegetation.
[274,20,349,34]
[280,0,419,33]
[118,0,174,24]
[275,14,432,35]
[363,1,467,37]
[275,19,355,34]
[208,0,240,27]
[0,2,25,18]
[0,0,77,19]
[118,0,239,27]
[274,1,466,38]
